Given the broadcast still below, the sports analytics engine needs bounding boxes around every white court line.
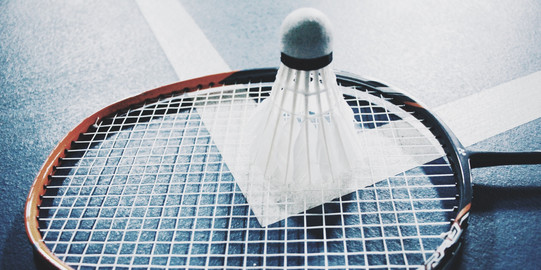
[434,71,541,147]
[136,0,540,148]
[136,0,230,80]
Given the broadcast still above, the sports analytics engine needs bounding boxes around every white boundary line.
[136,0,230,81]
[434,71,541,147]
[136,0,540,147]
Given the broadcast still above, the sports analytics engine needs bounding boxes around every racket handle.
[469,151,541,168]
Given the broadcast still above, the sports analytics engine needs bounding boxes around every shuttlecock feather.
[249,8,363,198]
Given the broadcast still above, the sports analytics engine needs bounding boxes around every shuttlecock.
[246,8,364,225]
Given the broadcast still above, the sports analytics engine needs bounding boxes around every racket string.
[38,83,459,269]
[379,92,426,264]
[42,108,127,258]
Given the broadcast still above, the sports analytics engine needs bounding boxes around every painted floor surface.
[1,0,540,269]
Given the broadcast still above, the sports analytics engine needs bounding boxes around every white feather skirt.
[249,64,363,192]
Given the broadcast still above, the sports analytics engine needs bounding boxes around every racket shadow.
[471,184,541,212]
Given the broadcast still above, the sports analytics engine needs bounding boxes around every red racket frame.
[26,69,476,270]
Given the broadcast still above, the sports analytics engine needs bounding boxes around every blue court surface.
[1,0,540,269]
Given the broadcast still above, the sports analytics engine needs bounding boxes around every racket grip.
[469,151,541,168]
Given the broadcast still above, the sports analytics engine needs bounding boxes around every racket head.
[25,68,472,269]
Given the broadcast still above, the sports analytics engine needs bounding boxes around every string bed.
[38,81,459,269]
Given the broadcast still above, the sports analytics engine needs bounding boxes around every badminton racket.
[25,68,541,269]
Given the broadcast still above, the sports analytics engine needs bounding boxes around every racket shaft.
[469,151,541,168]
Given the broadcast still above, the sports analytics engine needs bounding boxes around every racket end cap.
[280,8,333,60]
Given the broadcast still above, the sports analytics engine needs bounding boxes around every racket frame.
[25,68,472,270]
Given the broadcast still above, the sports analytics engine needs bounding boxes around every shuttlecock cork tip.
[280,8,334,70]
